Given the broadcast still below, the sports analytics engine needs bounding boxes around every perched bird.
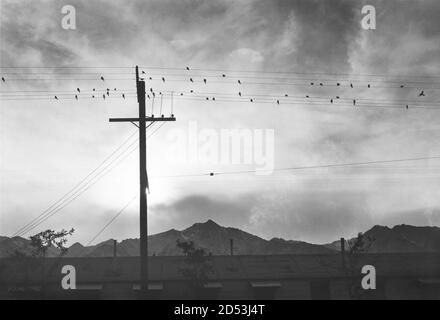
[122,94,125,99]
[238,80,242,84]
[203,79,207,84]
[106,88,110,91]
[419,90,425,97]
[222,74,226,78]
[54,96,58,100]
[1,77,5,82]
[100,76,105,81]
[190,78,194,82]
[400,85,405,88]
[319,83,323,86]
[75,95,78,100]
[311,82,314,86]
[250,98,254,102]
[180,93,183,96]
[212,97,215,101]
[190,90,194,93]
[186,67,190,71]
[350,83,353,88]
[210,172,214,176]
[336,96,340,99]
[76,88,80,93]
[152,92,156,97]
[92,95,95,98]
[367,84,371,88]
[285,94,288,97]
[337,83,341,86]
[142,71,146,74]
[406,105,409,109]
[106,91,109,96]
[103,94,106,99]
[114,88,117,91]
[149,77,152,80]
[330,99,333,104]
[353,99,356,106]
[306,95,310,98]
[162,77,165,82]
[239,92,242,97]
[147,94,150,99]
[206,97,209,100]
[93,88,96,91]
[277,100,280,105]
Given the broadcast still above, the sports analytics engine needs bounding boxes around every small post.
[230,239,234,256]
[113,239,117,258]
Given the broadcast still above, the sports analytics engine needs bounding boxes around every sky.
[1,0,440,245]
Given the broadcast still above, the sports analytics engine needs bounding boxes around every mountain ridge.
[1,221,439,258]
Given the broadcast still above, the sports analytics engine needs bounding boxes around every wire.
[14,121,167,237]
[153,156,440,179]
[83,123,170,246]
[12,130,138,237]
[14,137,140,237]
[86,195,137,246]
[3,65,440,79]
[2,76,440,89]
[139,72,440,85]
[139,66,440,79]
[14,124,153,237]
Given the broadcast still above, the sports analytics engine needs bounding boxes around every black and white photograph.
[0,0,440,305]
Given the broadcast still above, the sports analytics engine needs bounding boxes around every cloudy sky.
[1,0,440,245]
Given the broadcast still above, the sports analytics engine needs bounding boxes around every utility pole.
[109,66,176,298]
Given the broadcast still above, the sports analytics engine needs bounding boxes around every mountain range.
[1,220,439,258]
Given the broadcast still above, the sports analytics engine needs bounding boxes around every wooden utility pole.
[109,66,175,298]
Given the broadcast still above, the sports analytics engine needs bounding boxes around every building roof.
[1,253,439,285]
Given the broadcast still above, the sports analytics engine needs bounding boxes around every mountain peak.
[188,219,221,230]
[204,219,220,226]
[368,225,390,233]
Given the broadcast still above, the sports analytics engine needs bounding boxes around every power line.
[138,72,440,85]
[14,138,139,237]
[86,195,137,246]
[14,121,166,237]
[139,66,440,79]
[14,125,154,237]
[2,88,439,107]
[2,95,438,110]
[153,156,440,179]
[12,130,137,237]
[3,65,440,79]
[2,77,440,90]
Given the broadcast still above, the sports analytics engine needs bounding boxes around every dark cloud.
[150,191,369,243]
[151,194,254,231]
[150,191,440,244]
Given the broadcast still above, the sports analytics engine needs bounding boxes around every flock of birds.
[52,87,125,101]
[0,67,432,110]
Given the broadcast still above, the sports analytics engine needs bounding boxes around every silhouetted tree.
[4,229,74,299]
[176,240,213,293]
[345,232,375,299]
[29,228,74,257]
